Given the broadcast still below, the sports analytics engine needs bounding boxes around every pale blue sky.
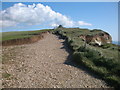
[1,2,118,41]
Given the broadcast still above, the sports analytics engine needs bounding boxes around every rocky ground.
[2,33,110,88]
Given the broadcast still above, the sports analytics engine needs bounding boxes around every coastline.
[112,41,120,45]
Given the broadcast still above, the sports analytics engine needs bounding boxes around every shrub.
[61,33,67,39]
[82,48,101,60]
[91,66,109,76]
[105,75,120,88]
[81,57,95,68]
[72,44,79,51]
[67,37,72,43]
[73,52,83,63]
[67,39,74,51]
[68,39,73,44]
[111,64,120,76]
[77,46,86,52]
[93,57,117,70]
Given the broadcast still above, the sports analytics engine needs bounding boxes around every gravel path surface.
[2,33,110,88]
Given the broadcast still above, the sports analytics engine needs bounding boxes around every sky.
[1,2,118,41]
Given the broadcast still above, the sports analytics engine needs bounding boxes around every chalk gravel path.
[2,33,110,88]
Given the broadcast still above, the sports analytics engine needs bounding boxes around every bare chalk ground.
[2,33,110,88]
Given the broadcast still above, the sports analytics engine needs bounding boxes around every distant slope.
[1,29,53,46]
[2,29,52,41]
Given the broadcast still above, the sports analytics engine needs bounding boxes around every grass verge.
[54,27,120,89]
[2,29,52,41]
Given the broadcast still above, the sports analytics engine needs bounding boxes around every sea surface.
[112,41,120,45]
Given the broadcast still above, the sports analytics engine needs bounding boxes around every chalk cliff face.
[79,32,112,46]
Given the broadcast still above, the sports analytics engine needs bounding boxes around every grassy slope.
[2,29,52,41]
[56,28,119,60]
[54,27,120,88]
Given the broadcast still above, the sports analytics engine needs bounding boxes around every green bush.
[93,57,117,70]
[67,37,71,42]
[111,64,120,76]
[68,39,73,44]
[73,52,83,63]
[72,44,80,51]
[105,75,120,88]
[81,57,95,68]
[91,66,109,76]
[77,47,101,59]
[67,39,74,51]
[77,46,86,52]
[84,49,101,59]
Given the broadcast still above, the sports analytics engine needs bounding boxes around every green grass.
[54,27,120,88]
[2,29,52,41]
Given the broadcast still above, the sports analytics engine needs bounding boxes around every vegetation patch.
[1,29,53,46]
[2,29,52,41]
[54,26,120,89]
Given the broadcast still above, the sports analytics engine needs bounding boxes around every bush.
[105,75,120,88]
[85,49,101,59]
[67,37,71,41]
[92,66,109,76]
[68,39,73,44]
[77,46,101,57]
[81,57,95,68]
[93,57,117,70]
[72,44,79,51]
[77,46,86,52]
[73,52,84,63]
[67,39,74,51]
[111,64,120,76]
[78,47,102,60]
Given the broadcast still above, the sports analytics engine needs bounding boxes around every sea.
[112,41,120,45]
